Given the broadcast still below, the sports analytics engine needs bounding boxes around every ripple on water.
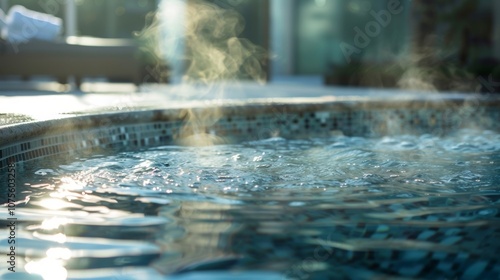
[9,129,500,279]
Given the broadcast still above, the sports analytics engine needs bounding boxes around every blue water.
[1,129,500,279]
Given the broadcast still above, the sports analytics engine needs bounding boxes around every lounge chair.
[0,36,168,89]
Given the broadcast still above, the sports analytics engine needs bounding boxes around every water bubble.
[231,154,242,161]
[35,169,56,176]
[289,201,305,207]
[329,142,347,149]
[253,156,263,162]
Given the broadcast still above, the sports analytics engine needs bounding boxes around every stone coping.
[1,95,499,169]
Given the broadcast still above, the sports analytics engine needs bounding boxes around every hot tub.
[1,90,499,280]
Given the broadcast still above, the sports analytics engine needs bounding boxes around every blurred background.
[0,0,499,92]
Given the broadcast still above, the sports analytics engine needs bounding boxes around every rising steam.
[139,0,267,146]
[182,0,267,83]
[141,0,267,84]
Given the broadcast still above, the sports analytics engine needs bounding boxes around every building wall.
[272,0,411,76]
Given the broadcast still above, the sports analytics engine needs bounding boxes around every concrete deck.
[0,80,490,128]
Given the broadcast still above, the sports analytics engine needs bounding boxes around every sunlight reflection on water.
[1,129,499,279]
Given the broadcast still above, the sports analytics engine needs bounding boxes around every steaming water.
[2,129,500,279]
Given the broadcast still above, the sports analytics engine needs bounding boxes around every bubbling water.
[6,129,500,279]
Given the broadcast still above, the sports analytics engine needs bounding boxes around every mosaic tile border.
[1,98,500,169]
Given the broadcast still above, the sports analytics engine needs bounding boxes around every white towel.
[2,5,62,43]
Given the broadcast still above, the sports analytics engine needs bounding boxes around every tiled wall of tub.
[1,100,500,169]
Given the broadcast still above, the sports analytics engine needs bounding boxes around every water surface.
[2,129,500,279]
